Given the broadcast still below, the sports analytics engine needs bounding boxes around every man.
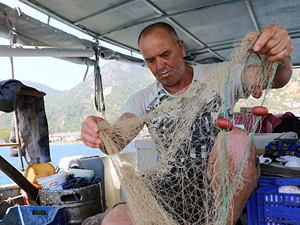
[81,22,293,224]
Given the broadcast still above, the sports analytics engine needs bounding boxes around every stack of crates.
[247,176,300,224]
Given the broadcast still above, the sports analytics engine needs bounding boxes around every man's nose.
[156,58,166,71]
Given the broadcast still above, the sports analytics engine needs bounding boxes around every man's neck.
[163,65,193,95]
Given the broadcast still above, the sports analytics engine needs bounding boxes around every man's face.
[139,29,186,88]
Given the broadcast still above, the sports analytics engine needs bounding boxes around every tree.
[0,127,11,143]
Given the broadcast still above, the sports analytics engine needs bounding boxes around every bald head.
[138,22,179,46]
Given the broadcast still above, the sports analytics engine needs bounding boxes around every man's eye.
[161,52,170,58]
[147,58,155,64]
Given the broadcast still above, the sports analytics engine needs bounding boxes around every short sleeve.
[122,82,159,117]
[122,91,147,117]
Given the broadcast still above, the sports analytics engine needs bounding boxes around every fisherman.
[81,22,293,224]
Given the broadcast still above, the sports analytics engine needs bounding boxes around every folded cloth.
[63,173,102,189]
[264,139,300,159]
[0,79,51,165]
[277,155,300,168]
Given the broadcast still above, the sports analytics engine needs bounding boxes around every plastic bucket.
[69,169,94,178]
[37,171,67,190]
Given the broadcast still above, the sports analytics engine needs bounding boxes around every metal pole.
[94,44,106,119]
[9,51,25,172]
[0,45,95,57]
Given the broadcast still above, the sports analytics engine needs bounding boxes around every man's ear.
[178,40,186,56]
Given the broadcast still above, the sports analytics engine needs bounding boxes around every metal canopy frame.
[12,0,300,67]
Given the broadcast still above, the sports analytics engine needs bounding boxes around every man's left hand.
[253,24,293,62]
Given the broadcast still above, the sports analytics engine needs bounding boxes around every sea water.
[0,142,136,185]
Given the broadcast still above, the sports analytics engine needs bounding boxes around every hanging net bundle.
[99,32,279,225]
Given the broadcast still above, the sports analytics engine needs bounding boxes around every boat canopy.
[7,0,298,67]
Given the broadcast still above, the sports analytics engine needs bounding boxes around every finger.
[83,140,100,148]
[267,48,291,62]
[81,131,102,147]
[253,25,277,52]
[84,138,107,155]
[81,137,99,148]
[81,129,101,144]
[260,37,293,61]
[85,116,103,133]
[258,39,282,56]
[82,122,100,138]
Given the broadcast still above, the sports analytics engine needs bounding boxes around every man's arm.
[81,113,142,154]
[243,24,293,90]
[269,56,293,88]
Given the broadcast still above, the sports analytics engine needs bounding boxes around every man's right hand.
[81,115,106,150]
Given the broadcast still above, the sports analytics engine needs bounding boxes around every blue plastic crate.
[247,177,300,225]
[0,206,67,225]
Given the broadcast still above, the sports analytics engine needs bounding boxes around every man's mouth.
[158,68,172,77]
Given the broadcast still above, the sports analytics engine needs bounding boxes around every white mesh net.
[99,32,278,224]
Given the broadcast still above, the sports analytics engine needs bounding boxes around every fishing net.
[99,32,279,224]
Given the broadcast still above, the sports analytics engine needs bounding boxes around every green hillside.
[0,61,154,136]
[0,62,299,141]
[235,69,300,114]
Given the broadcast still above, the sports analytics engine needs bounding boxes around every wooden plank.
[19,89,46,97]
[0,155,40,205]
[0,143,19,147]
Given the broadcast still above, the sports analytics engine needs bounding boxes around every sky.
[0,0,142,91]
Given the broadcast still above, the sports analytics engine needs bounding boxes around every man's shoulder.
[130,80,160,99]
[192,62,227,70]
[192,62,228,80]
[123,80,161,116]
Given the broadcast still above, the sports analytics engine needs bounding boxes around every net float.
[251,86,263,99]
[252,106,268,116]
[216,118,233,131]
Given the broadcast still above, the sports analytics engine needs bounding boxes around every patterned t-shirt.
[123,62,245,168]
[122,62,245,222]
[122,62,244,129]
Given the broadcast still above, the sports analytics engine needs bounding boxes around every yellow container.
[23,162,56,187]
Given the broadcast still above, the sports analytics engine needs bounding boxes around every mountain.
[0,62,299,136]
[235,69,300,114]
[0,61,154,133]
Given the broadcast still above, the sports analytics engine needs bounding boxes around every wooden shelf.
[19,89,46,97]
[0,143,19,147]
